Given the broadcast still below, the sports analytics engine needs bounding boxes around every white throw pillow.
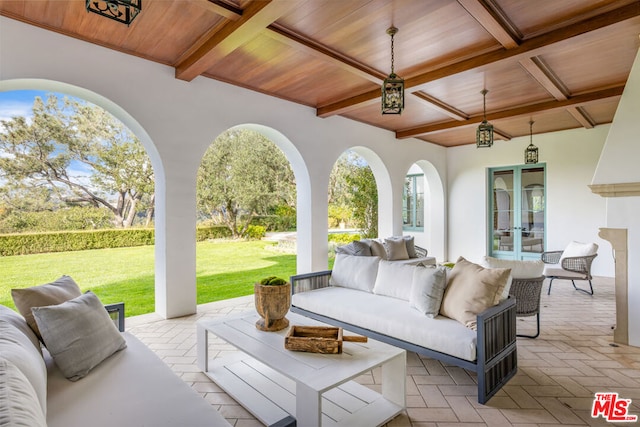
[561,241,598,260]
[409,265,447,317]
[330,254,381,292]
[372,260,416,301]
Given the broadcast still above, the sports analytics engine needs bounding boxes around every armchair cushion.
[560,241,598,260]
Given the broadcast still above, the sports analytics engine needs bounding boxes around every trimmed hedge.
[0,226,232,256]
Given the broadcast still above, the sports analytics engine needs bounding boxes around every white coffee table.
[197,311,406,427]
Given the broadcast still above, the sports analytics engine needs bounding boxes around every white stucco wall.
[447,126,614,277]
[591,47,640,347]
[0,17,447,317]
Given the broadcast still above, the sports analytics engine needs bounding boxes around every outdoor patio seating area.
[127,276,640,427]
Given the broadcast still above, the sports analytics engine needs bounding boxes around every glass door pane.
[520,167,545,253]
[491,170,514,253]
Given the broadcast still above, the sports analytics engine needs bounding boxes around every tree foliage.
[0,94,154,230]
[197,129,295,238]
[328,151,378,237]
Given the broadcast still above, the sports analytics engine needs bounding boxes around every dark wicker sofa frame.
[290,271,518,404]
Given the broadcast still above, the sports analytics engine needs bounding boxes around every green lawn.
[0,240,298,317]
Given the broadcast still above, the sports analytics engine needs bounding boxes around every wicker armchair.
[542,241,598,295]
[482,256,545,338]
[509,276,545,338]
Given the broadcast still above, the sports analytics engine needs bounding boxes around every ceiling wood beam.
[194,0,242,21]
[396,85,624,138]
[520,56,598,129]
[317,2,639,118]
[456,0,519,49]
[567,106,596,128]
[519,57,568,100]
[412,92,469,121]
[264,23,386,84]
[493,128,513,140]
[175,0,296,81]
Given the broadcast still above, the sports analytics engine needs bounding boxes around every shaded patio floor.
[126,277,640,426]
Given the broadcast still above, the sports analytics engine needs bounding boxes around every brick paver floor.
[126,276,640,426]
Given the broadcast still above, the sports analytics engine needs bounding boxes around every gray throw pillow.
[11,275,82,340]
[32,291,127,381]
[409,265,447,317]
[351,240,372,256]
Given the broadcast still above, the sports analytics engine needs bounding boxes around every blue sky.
[0,90,47,122]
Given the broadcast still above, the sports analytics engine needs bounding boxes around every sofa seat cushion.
[292,287,477,361]
[46,332,231,427]
[543,264,587,278]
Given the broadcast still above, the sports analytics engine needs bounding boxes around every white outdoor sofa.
[0,301,231,427]
[290,255,518,404]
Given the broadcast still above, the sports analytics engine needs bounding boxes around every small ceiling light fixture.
[476,89,493,148]
[381,26,404,115]
[525,120,539,164]
[86,0,141,26]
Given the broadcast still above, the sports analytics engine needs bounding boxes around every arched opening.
[2,79,165,315]
[328,150,379,240]
[195,127,299,303]
[404,160,446,262]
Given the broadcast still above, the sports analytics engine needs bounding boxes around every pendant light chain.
[390,29,395,75]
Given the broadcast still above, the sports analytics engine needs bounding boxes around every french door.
[488,164,546,260]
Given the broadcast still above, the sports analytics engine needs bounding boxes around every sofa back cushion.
[409,265,447,317]
[0,305,41,354]
[0,358,47,427]
[330,254,380,292]
[0,322,47,415]
[440,257,510,330]
[372,260,415,300]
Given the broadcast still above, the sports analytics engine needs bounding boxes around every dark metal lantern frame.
[382,26,404,115]
[525,120,539,164]
[476,89,493,147]
[86,0,141,26]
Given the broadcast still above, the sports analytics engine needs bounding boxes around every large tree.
[0,94,154,228]
[328,151,378,237]
[197,129,295,238]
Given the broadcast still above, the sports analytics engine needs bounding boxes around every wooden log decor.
[284,325,367,354]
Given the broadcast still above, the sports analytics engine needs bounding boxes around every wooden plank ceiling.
[2,0,639,147]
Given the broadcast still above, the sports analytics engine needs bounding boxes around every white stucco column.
[153,140,199,319]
